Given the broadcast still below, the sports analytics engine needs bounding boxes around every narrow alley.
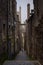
[15,50,28,60]
[0,0,43,65]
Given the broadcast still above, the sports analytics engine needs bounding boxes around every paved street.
[3,51,41,65]
[15,51,29,60]
[3,61,40,65]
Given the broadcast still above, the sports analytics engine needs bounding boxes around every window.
[3,24,5,30]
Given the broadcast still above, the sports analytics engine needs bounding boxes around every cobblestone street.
[15,51,29,60]
[3,51,40,65]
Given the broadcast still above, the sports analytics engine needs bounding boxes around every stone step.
[3,61,41,65]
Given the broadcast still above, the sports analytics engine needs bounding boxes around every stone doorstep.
[3,60,41,65]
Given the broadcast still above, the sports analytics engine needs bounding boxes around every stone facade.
[19,7,21,22]
[17,7,21,22]
[25,4,30,55]
[27,4,30,20]
[0,0,20,58]
[25,0,43,65]
[31,14,43,65]
[0,0,8,55]
[32,0,43,64]
[15,20,21,53]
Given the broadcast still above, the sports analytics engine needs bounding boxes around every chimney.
[27,4,30,19]
[19,7,21,22]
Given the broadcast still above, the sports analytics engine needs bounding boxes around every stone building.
[25,3,30,55]
[17,7,21,22]
[26,0,43,65]
[15,15,21,53]
[11,0,17,56]
[0,0,19,58]
[20,24,26,50]
[27,4,30,20]
[31,14,43,65]
[32,0,43,64]
[25,20,29,54]
[0,0,8,55]
[14,8,22,53]
[19,7,21,22]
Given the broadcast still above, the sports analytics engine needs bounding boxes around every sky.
[16,0,34,23]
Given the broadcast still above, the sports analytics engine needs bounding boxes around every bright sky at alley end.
[16,0,34,23]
